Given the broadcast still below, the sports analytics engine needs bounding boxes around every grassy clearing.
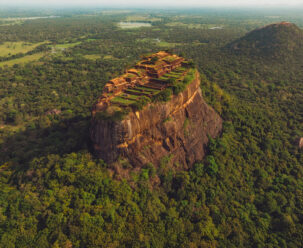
[84,54,101,60]
[0,52,46,67]
[85,38,98,41]
[136,38,178,48]
[118,22,152,29]
[0,20,23,26]
[103,55,117,60]
[53,42,81,49]
[157,41,177,48]
[50,42,82,55]
[0,41,46,57]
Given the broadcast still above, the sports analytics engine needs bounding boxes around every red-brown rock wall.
[90,71,222,168]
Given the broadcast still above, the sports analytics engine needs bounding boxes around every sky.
[1,0,303,7]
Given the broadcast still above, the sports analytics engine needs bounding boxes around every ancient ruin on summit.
[92,51,188,115]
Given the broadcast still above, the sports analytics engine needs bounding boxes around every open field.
[118,22,152,29]
[157,41,178,48]
[0,52,46,67]
[84,54,101,60]
[53,42,81,49]
[0,41,46,57]
[0,20,23,26]
[136,38,179,48]
[0,16,59,26]
[103,55,118,60]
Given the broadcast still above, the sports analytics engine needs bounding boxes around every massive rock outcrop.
[90,69,222,168]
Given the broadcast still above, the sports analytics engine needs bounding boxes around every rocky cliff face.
[90,71,222,168]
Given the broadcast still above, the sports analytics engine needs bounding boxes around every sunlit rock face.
[90,71,222,168]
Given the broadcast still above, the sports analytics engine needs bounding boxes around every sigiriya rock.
[90,51,222,168]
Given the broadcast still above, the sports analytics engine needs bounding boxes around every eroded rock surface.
[90,71,222,168]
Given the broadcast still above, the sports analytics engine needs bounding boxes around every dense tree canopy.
[0,8,302,248]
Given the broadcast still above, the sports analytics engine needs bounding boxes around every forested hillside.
[227,21,303,58]
[0,9,302,248]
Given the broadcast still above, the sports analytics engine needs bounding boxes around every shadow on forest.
[0,116,92,171]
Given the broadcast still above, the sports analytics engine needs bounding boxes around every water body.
[118,22,152,29]
[209,26,224,30]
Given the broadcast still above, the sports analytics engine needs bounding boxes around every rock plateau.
[90,51,222,168]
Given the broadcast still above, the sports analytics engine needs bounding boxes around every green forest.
[0,8,302,248]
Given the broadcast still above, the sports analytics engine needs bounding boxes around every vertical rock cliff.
[90,71,222,168]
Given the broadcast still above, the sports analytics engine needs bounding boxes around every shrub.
[172,82,186,95]
[145,162,156,177]
[183,70,195,85]
[153,88,173,102]
[187,60,196,67]
[193,162,204,177]
[167,77,177,84]
[150,56,159,63]
[205,155,218,176]
[140,169,150,180]
[131,96,151,110]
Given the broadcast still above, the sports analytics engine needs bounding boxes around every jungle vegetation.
[0,8,302,248]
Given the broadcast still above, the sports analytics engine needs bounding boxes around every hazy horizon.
[1,0,303,8]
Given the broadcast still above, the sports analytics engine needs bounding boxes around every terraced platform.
[92,51,196,117]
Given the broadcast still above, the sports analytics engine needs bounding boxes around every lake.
[209,26,224,30]
[118,22,152,29]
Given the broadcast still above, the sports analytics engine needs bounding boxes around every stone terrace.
[93,51,191,114]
